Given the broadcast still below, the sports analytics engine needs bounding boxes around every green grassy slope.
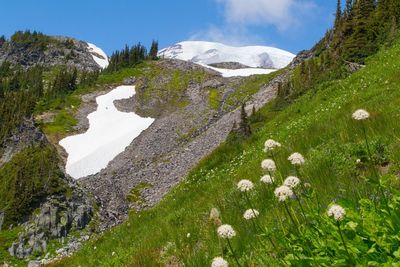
[52,40,400,266]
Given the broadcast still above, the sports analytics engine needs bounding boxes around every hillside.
[1,1,400,266]
[50,35,400,267]
[0,31,108,71]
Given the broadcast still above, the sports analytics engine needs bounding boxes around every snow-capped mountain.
[87,43,109,69]
[158,41,295,69]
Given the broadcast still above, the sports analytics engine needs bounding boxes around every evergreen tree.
[335,0,343,28]
[0,35,5,47]
[149,40,159,60]
[239,103,251,137]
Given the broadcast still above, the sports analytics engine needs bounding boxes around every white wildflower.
[264,139,281,152]
[284,176,301,189]
[261,159,276,171]
[288,152,305,166]
[187,233,191,238]
[327,204,346,221]
[352,109,370,120]
[237,179,254,192]
[217,224,236,239]
[356,158,361,163]
[260,174,274,185]
[274,185,294,202]
[211,257,229,267]
[243,209,259,220]
[112,251,116,256]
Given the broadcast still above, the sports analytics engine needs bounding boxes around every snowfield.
[200,64,276,77]
[87,43,109,69]
[158,41,295,69]
[59,86,154,179]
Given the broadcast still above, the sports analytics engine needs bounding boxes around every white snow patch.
[159,41,295,69]
[200,64,276,77]
[59,85,154,179]
[87,43,109,69]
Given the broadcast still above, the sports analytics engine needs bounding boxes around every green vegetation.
[0,144,66,227]
[9,30,59,50]
[127,183,154,205]
[51,36,400,266]
[134,64,209,116]
[42,110,78,135]
[277,0,400,108]
[208,88,221,110]
[0,227,24,265]
[224,71,281,109]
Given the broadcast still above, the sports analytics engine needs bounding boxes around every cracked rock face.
[8,190,93,259]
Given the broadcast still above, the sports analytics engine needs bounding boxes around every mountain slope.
[50,36,400,267]
[0,31,108,70]
[158,41,295,69]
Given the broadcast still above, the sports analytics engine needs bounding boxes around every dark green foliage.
[149,40,159,60]
[0,35,5,47]
[0,145,66,226]
[49,67,78,97]
[0,65,44,143]
[238,103,251,137]
[106,43,148,72]
[275,0,400,108]
[9,30,57,50]
[79,69,99,87]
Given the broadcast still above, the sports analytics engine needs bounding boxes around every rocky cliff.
[0,34,106,71]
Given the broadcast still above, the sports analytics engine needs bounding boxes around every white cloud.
[189,25,264,46]
[189,0,316,46]
[216,0,315,31]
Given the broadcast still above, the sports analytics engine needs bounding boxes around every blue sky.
[1,0,337,55]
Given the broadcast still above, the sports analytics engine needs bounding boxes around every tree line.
[275,0,400,109]
[106,40,158,72]
[0,62,99,144]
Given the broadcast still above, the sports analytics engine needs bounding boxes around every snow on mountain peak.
[87,43,109,69]
[158,41,295,70]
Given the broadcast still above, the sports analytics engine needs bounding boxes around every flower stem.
[227,239,242,267]
[337,222,350,259]
[362,124,390,214]
[283,202,298,230]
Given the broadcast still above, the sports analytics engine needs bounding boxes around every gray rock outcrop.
[0,35,103,71]
[8,188,93,259]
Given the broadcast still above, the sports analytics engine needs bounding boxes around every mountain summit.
[158,41,295,69]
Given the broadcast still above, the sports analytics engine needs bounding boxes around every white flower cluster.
[327,204,346,221]
[243,209,259,220]
[261,159,276,171]
[284,176,301,189]
[217,224,236,239]
[260,174,274,185]
[237,179,254,192]
[211,257,229,267]
[352,109,370,120]
[288,152,305,166]
[274,185,294,202]
[264,139,281,152]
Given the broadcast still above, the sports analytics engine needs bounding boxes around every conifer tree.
[239,103,251,137]
[149,40,159,60]
[335,0,342,28]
